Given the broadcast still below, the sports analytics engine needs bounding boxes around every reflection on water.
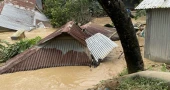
[0,50,125,90]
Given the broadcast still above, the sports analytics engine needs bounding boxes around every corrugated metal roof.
[0,4,35,30]
[34,11,48,21]
[85,33,118,62]
[0,41,91,74]
[0,21,118,74]
[0,2,50,31]
[38,21,88,45]
[4,0,36,10]
[136,0,170,9]
[34,11,49,26]
[36,0,42,10]
[0,1,4,13]
[81,23,119,41]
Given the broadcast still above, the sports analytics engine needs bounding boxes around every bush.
[135,10,146,19]
[89,0,106,17]
[0,36,41,63]
[43,0,92,27]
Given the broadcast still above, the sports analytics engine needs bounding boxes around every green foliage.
[161,63,169,72]
[119,68,128,76]
[135,10,146,19]
[43,0,92,27]
[116,76,168,90]
[89,0,106,17]
[0,36,41,63]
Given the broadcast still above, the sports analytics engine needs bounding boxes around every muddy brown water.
[0,28,126,90]
[0,17,136,90]
[0,50,125,90]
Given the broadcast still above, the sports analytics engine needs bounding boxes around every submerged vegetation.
[0,36,41,63]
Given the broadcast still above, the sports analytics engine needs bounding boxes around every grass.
[117,67,169,90]
[145,63,170,72]
[88,66,170,90]
[116,76,168,90]
[119,68,128,76]
[161,63,169,72]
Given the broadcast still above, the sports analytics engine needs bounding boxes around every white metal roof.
[135,0,170,9]
[0,4,35,30]
[85,33,118,62]
[0,3,50,31]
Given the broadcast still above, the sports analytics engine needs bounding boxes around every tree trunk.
[97,0,144,74]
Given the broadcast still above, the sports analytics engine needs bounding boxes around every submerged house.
[136,0,170,63]
[0,0,50,31]
[81,23,119,41]
[0,21,117,74]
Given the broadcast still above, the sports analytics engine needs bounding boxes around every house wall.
[145,9,170,63]
[43,34,91,57]
[37,34,92,66]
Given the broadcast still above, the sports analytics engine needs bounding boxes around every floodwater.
[0,16,147,90]
[0,48,125,90]
[0,18,126,90]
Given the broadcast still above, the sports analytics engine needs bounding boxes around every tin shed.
[136,0,170,63]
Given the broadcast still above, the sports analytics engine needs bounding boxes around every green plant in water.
[0,36,41,63]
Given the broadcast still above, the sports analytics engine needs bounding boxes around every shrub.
[43,0,92,27]
[0,36,41,62]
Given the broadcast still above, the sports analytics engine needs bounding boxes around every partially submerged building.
[0,0,50,31]
[136,0,170,63]
[81,23,119,41]
[0,21,117,74]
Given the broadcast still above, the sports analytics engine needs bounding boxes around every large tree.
[97,0,144,74]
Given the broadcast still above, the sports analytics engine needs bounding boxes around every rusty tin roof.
[38,21,88,46]
[0,21,119,74]
[4,0,36,10]
[81,23,117,38]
